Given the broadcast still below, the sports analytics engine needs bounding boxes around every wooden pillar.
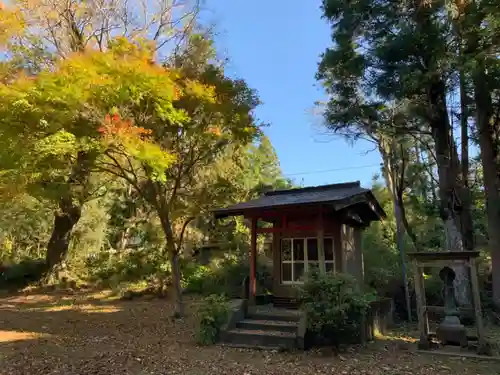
[413,260,430,349]
[318,208,326,275]
[249,216,257,305]
[272,219,281,295]
[349,226,364,289]
[340,224,354,273]
[469,257,487,351]
[334,221,343,273]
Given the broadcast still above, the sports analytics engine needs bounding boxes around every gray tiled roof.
[213,181,384,219]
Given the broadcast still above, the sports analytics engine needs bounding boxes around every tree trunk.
[415,143,429,203]
[433,128,471,305]
[379,141,412,322]
[443,216,470,305]
[457,70,475,254]
[46,151,91,270]
[169,249,183,317]
[429,163,438,207]
[459,0,500,306]
[117,185,134,251]
[394,199,413,322]
[160,212,184,317]
[427,77,471,306]
[478,136,500,306]
[459,69,469,193]
[471,53,500,307]
[46,202,81,269]
[396,181,419,251]
[414,5,474,307]
[421,140,439,206]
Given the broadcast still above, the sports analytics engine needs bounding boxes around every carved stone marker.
[436,266,468,347]
[409,251,490,355]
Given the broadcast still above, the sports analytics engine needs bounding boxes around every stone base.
[436,316,468,347]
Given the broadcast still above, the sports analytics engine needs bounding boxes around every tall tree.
[451,0,500,306]
[95,37,261,316]
[317,0,475,304]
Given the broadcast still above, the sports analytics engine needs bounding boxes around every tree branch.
[177,215,195,250]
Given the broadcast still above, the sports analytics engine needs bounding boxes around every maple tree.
[0,0,201,275]
[98,35,261,316]
[0,32,260,315]
[0,1,261,319]
[0,39,181,270]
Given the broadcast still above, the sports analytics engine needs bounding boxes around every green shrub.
[0,258,47,289]
[196,294,229,345]
[182,256,272,297]
[83,248,168,287]
[181,262,211,293]
[298,271,374,348]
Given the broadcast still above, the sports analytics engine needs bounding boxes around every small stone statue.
[436,267,468,347]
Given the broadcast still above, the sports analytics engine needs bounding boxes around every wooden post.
[334,222,343,273]
[353,227,365,290]
[413,260,430,349]
[318,208,326,275]
[469,257,487,351]
[340,224,352,273]
[419,267,429,336]
[249,216,257,305]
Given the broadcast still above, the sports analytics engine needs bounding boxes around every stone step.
[218,342,287,351]
[236,319,298,333]
[222,328,297,350]
[273,297,300,310]
[246,312,301,322]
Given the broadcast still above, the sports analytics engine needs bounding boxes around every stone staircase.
[272,296,300,309]
[220,304,303,350]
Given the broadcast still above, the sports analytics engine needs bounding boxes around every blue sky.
[204,0,382,188]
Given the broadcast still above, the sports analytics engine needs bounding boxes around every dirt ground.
[1,290,499,375]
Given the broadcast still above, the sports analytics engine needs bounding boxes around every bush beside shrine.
[195,294,230,345]
[298,271,380,349]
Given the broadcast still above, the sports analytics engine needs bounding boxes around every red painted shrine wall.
[270,213,343,299]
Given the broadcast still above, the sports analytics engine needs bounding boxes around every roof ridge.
[265,181,361,196]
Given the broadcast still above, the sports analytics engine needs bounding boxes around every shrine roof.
[212,181,386,221]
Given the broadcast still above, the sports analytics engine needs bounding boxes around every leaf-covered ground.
[1,290,499,375]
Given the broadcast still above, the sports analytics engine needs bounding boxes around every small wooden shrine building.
[212,181,386,305]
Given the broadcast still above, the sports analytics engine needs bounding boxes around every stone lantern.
[435,266,467,347]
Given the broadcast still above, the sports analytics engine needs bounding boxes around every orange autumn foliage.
[98,113,152,139]
[206,126,222,137]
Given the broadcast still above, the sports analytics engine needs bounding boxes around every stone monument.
[435,266,468,347]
